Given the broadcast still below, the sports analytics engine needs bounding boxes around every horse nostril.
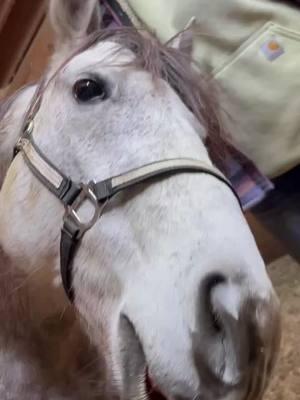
[195,274,247,389]
[195,274,280,395]
[205,273,226,291]
[203,273,227,333]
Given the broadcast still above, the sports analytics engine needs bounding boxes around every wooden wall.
[0,0,49,90]
[0,0,285,264]
[3,17,55,97]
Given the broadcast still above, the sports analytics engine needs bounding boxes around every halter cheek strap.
[13,122,241,303]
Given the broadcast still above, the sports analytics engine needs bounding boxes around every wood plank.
[0,0,46,88]
[0,0,15,32]
[246,212,286,264]
[4,17,54,96]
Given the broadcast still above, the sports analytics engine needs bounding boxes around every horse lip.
[119,314,170,400]
[146,369,169,400]
[118,314,147,398]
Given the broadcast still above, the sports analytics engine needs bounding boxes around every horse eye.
[73,78,108,103]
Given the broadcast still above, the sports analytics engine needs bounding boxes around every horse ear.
[49,0,102,44]
[170,17,197,58]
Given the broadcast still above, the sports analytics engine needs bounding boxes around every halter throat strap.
[14,131,241,303]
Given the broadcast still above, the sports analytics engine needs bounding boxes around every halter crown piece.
[13,101,241,303]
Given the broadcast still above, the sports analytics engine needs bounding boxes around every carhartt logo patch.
[261,37,284,61]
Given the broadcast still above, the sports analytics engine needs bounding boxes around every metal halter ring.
[64,183,106,238]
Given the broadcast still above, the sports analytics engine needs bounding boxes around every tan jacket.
[125,0,300,177]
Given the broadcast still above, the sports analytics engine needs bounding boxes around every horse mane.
[74,27,230,172]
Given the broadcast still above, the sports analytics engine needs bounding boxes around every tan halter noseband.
[12,78,241,303]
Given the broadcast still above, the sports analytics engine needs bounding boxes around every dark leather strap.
[58,161,241,302]
[93,159,241,206]
[60,217,81,302]
[17,137,81,206]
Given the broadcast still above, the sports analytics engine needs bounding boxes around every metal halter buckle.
[23,119,34,135]
[13,119,34,158]
[64,183,106,238]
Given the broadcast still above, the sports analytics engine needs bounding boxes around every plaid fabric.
[225,146,274,210]
[101,0,274,211]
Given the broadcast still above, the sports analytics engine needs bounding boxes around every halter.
[12,80,241,303]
